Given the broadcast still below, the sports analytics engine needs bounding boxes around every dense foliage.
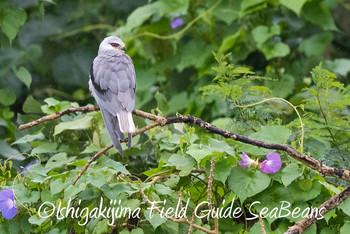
[1,0,350,233]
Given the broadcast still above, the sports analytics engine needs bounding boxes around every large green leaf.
[301,0,337,31]
[280,0,306,15]
[281,163,302,187]
[186,144,213,164]
[167,154,195,176]
[0,4,27,42]
[54,115,93,135]
[287,179,322,202]
[240,125,292,155]
[228,167,271,202]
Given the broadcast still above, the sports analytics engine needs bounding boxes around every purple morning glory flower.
[239,152,255,169]
[22,159,39,174]
[0,189,18,219]
[171,18,184,29]
[260,152,282,174]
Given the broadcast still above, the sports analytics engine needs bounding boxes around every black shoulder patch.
[90,63,106,93]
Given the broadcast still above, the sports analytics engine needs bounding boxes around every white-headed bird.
[89,36,136,155]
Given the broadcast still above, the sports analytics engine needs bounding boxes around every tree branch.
[19,106,350,184]
[286,185,350,233]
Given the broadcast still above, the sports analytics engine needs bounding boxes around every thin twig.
[259,214,266,234]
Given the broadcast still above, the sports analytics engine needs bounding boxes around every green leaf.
[261,42,290,60]
[0,5,27,42]
[241,0,265,11]
[105,159,130,175]
[339,199,350,217]
[186,144,213,164]
[155,91,170,113]
[54,115,93,135]
[252,25,280,47]
[50,177,65,194]
[240,125,292,155]
[45,153,69,172]
[27,164,47,177]
[12,133,45,145]
[340,223,350,234]
[212,0,239,25]
[228,167,271,202]
[13,66,32,89]
[299,32,333,57]
[153,184,172,195]
[208,138,235,155]
[144,210,167,229]
[100,184,131,200]
[301,0,337,31]
[0,140,21,159]
[64,183,86,200]
[31,142,58,154]
[280,0,306,15]
[16,189,40,204]
[28,216,47,226]
[22,95,42,113]
[213,160,232,184]
[288,180,321,202]
[325,58,350,77]
[0,89,16,106]
[281,163,302,187]
[93,219,109,234]
[251,182,292,223]
[168,154,195,176]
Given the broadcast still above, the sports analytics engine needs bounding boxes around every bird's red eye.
[110,43,120,47]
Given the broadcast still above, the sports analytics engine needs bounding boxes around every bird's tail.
[117,111,135,149]
[100,109,124,155]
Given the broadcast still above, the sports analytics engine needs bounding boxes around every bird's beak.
[122,47,126,52]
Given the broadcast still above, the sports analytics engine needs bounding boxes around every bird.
[89,36,136,155]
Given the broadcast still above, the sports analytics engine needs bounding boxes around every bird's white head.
[98,36,126,54]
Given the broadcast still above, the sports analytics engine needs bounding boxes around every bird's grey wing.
[91,54,136,116]
[90,54,136,151]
